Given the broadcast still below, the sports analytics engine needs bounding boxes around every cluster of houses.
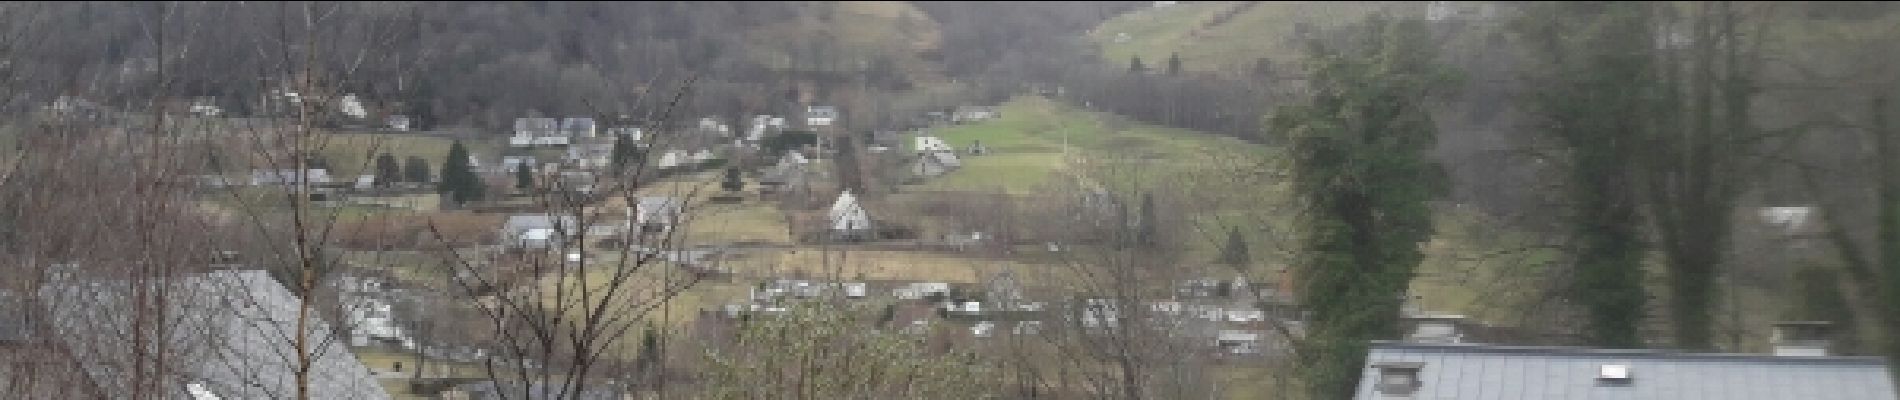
[700,271,1291,357]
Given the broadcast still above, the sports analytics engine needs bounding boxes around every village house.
[333,273,415,350]
[250,168,334,186]
[1216,330,1263,355]
[1354,321,1894,400]
[386,115,412,131]
[633,196,685,234]
[510,117,566,147]
[560,117,597,138]
[344,191,445,211]
[338,94,369,120]
[500,214,580,250]
[911,135,962,178]
[564,139,616,170]
[828,189,875,240]
[805,105,839,128]
[656,150,689,170]
[914,151,962,178]
[952,105,999,124]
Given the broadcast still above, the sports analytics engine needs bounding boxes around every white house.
[657,150,688,170]
[914,136,954,153]
[805,105,839,127]
[1080,298,1121,329]
[512,117,564,147]
[1758,206,1815,233]
[250,169,333,186]
[690,149,718,165]
[338,94,368,120]
[952,106,998,123]
[501,214,579,249]
[344,295,411,349]
[386,115,412,131]
[634,196,685,233]
[189,97,223,117]
[780,151,810,167]
[828,189,874,239]
[1217,330,1263,355]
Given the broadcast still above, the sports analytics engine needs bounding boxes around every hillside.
[905,96,1557,329]
[1089,1,1415,75]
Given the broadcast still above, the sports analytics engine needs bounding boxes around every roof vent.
[1597,364,1632,382]
[1372,361,1424,396]
[1772,321,1835,357]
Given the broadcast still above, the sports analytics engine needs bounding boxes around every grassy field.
[919,96,1267,194]
[1089,1,1414,74]
[315,132,497,177]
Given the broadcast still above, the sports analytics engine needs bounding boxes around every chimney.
[1404,313,1467,344]
[1771,321,1835,357]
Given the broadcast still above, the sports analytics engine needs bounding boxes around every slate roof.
[1355,341,1897,400]
[40,270,389,400]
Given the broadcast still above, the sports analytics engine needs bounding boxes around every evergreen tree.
[403,156,430,184]
[1166,52,1183,76]
[722,166,745,192]
[1219,226,1250,267]
[374,153,401,188]
[515,163,535,190]
[1267,15,1449,400]
[1513,1,1652,348]
[439,140,483,204]
[611,134,639,175]
[1129,55,1146,73]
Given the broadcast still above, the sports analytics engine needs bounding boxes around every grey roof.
[40,269,390,400]
[927,151,961,168]
[1355,341,1897,400]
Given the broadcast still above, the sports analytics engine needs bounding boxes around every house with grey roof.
[501,214,580,249]
[805,106,839,128]
[39,269,389,400]
[561,117,597,138]
[1355,321,1896,400]
[912,151,961,178]
[634,196,685,234]
[512,117,566,147]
